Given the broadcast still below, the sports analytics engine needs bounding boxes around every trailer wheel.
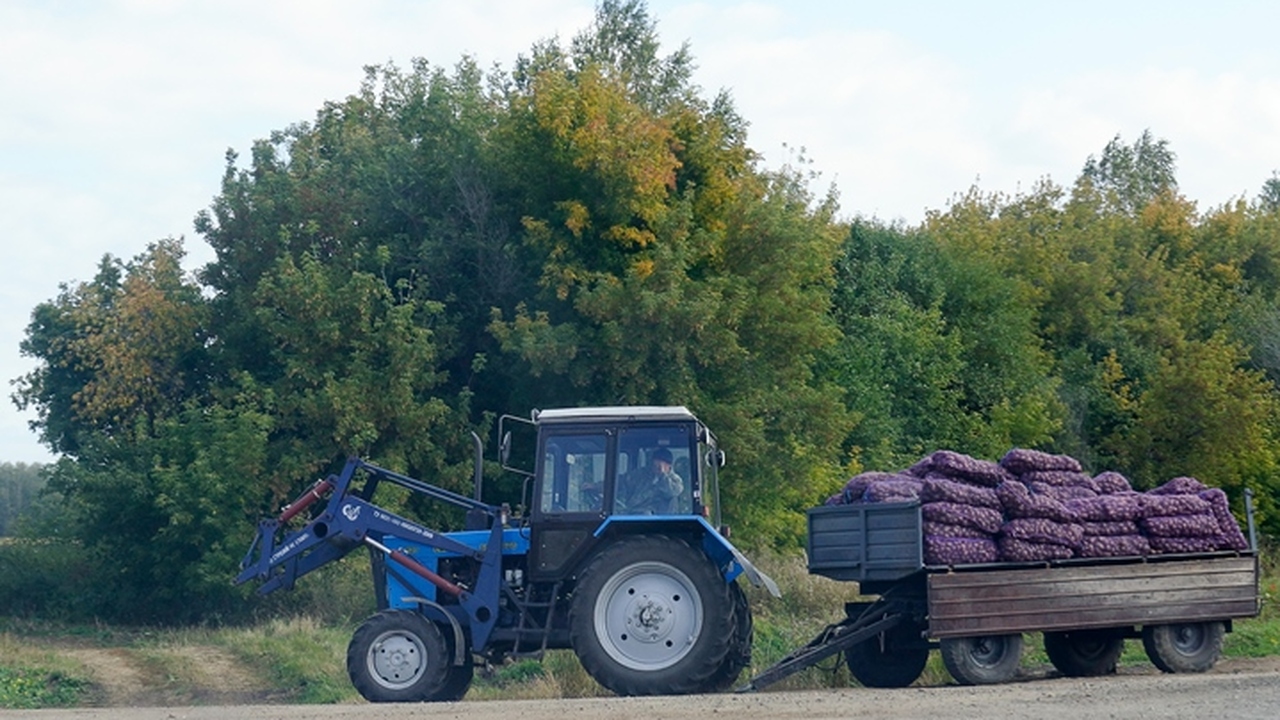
[846,620,929,688]
[1043,630,1124,677]
[1142,622,1224,673]
[570,535,734,696]
[701,579,754,692]
[347,610,451,702]
[940,634,1023,685]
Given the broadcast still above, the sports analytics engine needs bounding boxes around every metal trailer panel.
[926,555,1260,638]
[807,502,923,582]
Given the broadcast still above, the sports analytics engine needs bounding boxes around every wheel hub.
[371,633,425,688]
[594,561,704,671]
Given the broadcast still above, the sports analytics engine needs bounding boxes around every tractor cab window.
[614,426,694,515]
[539,433,608,514]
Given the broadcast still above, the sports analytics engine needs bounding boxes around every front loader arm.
[236,458,497,596]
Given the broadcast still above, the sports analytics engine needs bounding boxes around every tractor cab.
[500,406,725,581]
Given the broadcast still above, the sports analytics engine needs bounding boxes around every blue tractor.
[236,406,778,702]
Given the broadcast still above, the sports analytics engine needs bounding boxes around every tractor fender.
[401,596,468,665]
[592,516,780,597]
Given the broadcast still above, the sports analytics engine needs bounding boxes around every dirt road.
[4,658,1278,720]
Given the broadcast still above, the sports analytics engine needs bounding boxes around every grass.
[0,632,93,708]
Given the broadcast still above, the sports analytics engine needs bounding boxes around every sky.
[3,0,1280,463]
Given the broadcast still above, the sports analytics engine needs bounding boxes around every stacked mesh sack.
[826,447,1250,565]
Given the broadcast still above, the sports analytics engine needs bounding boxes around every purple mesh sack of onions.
[1152,535,1218,550]
[922,502,1005,534]
[1140,513,1221,538]
[1080,534,1150,558]
[997,481,1078,523]
[1141,493,1211,518]
[1067,494,1143,522]
[1002,517,1084,548]
[1149,476,1209,496]
[862,478,924,503]
[922,520,993,540]
[1092,471,1132,495]
[998,536,1075,562]
[921,477,1003,510]
[1020,470,1097,490]
[924,536,1000,565]
[999,448,1082,475]
[927,450,1015,487]
[1029,481,1098,502]
[1081,520,1141,537]
[841,471,911,503]
[1199,488,1249,550]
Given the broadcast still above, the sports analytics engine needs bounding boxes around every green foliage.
[0,463,46,536]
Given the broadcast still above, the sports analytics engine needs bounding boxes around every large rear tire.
[701,579,754,692]
[1142,622,1224,673]
[846,620,929,688]
[570,535,734,696]
[1043,630,1124,677]
[940,634,1023,686]
[347,610,453,702]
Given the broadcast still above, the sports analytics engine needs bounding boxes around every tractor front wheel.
[347,610,455,702]
[570,535,734,696]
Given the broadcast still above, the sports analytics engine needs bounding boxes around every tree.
[1259,171,1280,213]
[1079,129,1177,215]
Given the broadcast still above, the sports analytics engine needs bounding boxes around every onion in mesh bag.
[999,448,1082,474]
[921,477,1002,510]
[1020,470,1097,489]
[1081,520,1141,537]
[1092,471,1132,495]
[1066,494,1143,522]
[997,480,1078,523]
[1149,476,1209,496]
[1080,534,1150,558]
[1029,482,1097,502]
[922,520,993,540]
[1140,513,1222,538]
[1001,518,1084,548]
[998,536,1075,562]
[924,535,1000,565]
[1141,493,1211,518]
[862,478,923,503]
[927,450,1016,487]
[921,501,1004,534]
[1199,488,1249,551]
[1149,535,1221,554]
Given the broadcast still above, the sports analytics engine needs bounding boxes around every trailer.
[741,490,1261,690]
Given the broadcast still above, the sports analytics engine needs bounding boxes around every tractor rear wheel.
[570,535,734,695]
[701,579,754,692]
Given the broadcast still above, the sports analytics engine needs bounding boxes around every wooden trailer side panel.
[926,556,1259,638]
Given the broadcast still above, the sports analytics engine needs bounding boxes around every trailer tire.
[940,634,1023,685]
[1142,621,1224,673]
[570,535,734,696]
[701,580,754,692]
[347,610,452,702]
[1043,630,1124,677]
[846,620,930,688]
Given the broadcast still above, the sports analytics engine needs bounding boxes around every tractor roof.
[534,406,698,424]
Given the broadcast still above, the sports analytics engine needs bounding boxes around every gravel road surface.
[3,658,1277,720]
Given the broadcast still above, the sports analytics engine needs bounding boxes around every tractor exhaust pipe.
[471,431,484,501]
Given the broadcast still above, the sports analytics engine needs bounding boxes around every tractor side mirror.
[500,431,512,465]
